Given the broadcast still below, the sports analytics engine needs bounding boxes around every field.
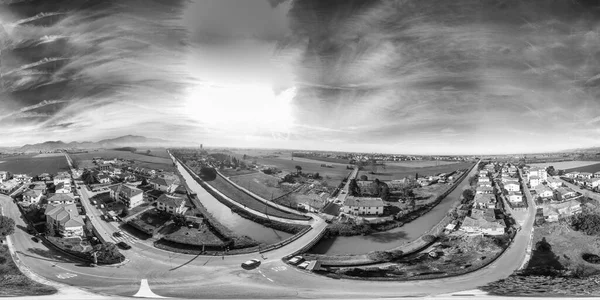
[528,161,600,170]
[564,163,600,174]
[204,174,310,220]
[229,172,292,200]
[32,153,65,158]
[163,225,224,246]
[133,148,171,159]
[0,244,57,296]
[0,155,69,175]
[71,150,174,171]
[252,157,353,186]
[384,160,460,168]
[359,162,473,181]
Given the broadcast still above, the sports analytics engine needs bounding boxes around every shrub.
[571,212,600,236]
[422,235,436,243]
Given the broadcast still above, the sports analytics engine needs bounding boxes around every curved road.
[0,167,536,299]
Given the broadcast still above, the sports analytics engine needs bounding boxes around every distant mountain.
[18,135,175,152]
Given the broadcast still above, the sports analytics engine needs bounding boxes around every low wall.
[259,226,312,254]
[284,227,329,259]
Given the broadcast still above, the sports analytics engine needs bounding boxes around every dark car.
[241,259,261,270]
[117,241,131,250]
[31,237,40,243]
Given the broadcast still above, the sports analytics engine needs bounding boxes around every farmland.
[528,161,600,170]
[0,155,69,175]
[229,172,293,200]
[359,162,474,181]
[71,150,174,171]
[564,163,600,174]
[252,156,354,186]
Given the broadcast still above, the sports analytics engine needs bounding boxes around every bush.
[422,235,436,243]
[0,216,15,237]
[571,212,600,236]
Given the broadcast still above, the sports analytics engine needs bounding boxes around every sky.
[1,0,600,155]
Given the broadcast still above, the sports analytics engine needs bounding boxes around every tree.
[120,207,129,218]
[92,242,125,264]
[546,166,556,176]
[146,150,151,155]
[379,184,390,201]
[462,189,475,202]
[557,169,564,176]
[360,175,368,181]
[295,165,302,174]
[422,235,436,243]
[313,172,321,179]
[415,172,419,179]
[243,154,247,160]
[348,179,360,196]
[571,212,600,235]
[0,216,15,237]
[141,177,148,186]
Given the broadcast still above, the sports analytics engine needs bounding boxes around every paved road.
[335,167,359,204]
[559,176,600,203]
[0,162,537,299]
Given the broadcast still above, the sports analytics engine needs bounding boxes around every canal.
[309,163,478,255]
[174,158,293,245]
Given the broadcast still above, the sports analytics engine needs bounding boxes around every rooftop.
[156,194,186,208]
[344,196,385,207]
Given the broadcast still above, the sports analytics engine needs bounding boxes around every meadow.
[360,162,474,181]
[229,172,291,200]
[71,150,174,171]
[253,156,353,186]
[563,163,600,174]
[528,161,600,170]
[0,155,69,175]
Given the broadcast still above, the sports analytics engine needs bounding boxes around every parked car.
[297,261,310,269]
[117,241,131,250]
[31,237,39,243]
[288,256,304,265]
[241,259,261,269]
[113,231,123,237]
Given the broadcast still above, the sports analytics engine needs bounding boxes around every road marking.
[56,272,77,279]
[271,266,287,272]
[133,279,167,298]
[258,270,275,283]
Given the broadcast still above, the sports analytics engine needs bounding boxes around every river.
[309,163,477,255]
[174,159,293,245]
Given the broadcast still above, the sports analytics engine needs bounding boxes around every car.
[288,256,304,265]
[117,241,131,250]
[297,261,310,269]
[31,237,39,243]
[113,231,123,237]
[241,259,261,269]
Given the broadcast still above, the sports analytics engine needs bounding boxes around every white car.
[297,261,310,269]
[288,256,304,265]
[241,259,261,269]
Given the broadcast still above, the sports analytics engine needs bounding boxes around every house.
[578,172,593,179]
[95,173,111,184]
[0,171,10,182]
[542,207,559,222]
[460,217,506,236]
[156,194,188,215]
[529,175,540,188]
[0,179,21,194]
[473,194,496,209]
[356,181,379,196]
[500,176,514,183]
[478,170,489,177]
[584,178,600,189]
[594,171,600,178]
[478,177,491,183]
[54,182,70,194]
[477,181,492,188]
[507,191,523,203]
[109,184,144,208]
[547,178,563,190]
[97,165,111,172]
[21,189,43,205]
[504,181,520,192]
[149,177,178,193]
[173,184,188,195]
[53,172,71,190]
[528,167,547,182]
[341,196,385,216]
[471,208,496,222]
[565,172,579,178]
[535,185,554,199]
[554,187,578,201]
[476,186,494,195]
[13,174,32,183]
[46,193,75,205]
[45,203,84,237]
[38,173,52,181]
[541,199,582,221]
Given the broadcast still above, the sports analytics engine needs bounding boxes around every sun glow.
[184,83,296,139]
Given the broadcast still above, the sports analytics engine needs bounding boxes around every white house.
[528,167,547,182]
[547,178,563,190]
[507,191,523,203]
[578,172,593,179]
[46,193,75,205]
[594,171,600,178]
[585,178,600,189]
[478,177,491,183]
[341,196,385,216]
[565,172,579,178]
[21,189,43,205]
[149,177,178,193]
[554,187,578,201]
[53,172,71,191]
[504,181,520,192]
[476,186,494,195]
[535,185,554,199]
[473,194,496,209]
[156,194,188,215]
[109,184,144,208]
[45,203,84,237]
[529,175,540,188]
[460,217,505,236]
[0,171,11,182]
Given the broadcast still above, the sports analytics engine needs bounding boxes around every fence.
[283,227,329,259]
[259,226,313,254]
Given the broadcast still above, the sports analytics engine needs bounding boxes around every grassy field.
[204,174,310,220]
[359,162,473,181]
[32,153,65,158]
[253,157,353,186]
[384,160,460,168]
[221,168,258,177]
[564,163,600,174]
[163,225,224,246]
[528,161,600,170]
[0,244,57,296]
[0,155,69,175]
[229,172,292,200]
[72,150,174,171]
[133,148,171,159]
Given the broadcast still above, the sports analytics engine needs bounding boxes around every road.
[559,176,600,203]
[335,167,359,204]
[0,161,537,299]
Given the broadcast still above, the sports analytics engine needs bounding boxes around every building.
[156,194,188,215]
[504,181,520,192]
[46,193,75,205]
[460,217,506,236]
[594,171,600,178]
[476,186,494,195]
[547,178,563,190]
[584,178,600,189]
[578,172,593,179]
[554,187,578,201]
[478,177,491,183]
[529,175,540,188]
[541,199,582,221]
[535,185,554,199]
[473,194,496,209]
[149,177,178,193]
[507,191,523,203]
[565,172,579,178]
[0,171,11,182]
[477,181,492,188]
[21,189,43,205]
[96,173,111,184]
[13,174,32,183]
[45,203,84,237]
[53,172,71,190]
[109,184,144,208]
[542,207,559,222]
[341,196,385,216]
[0,179,21,194]
[54,182,71,194]
[528,167,547,182]
[471,208,496,222]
